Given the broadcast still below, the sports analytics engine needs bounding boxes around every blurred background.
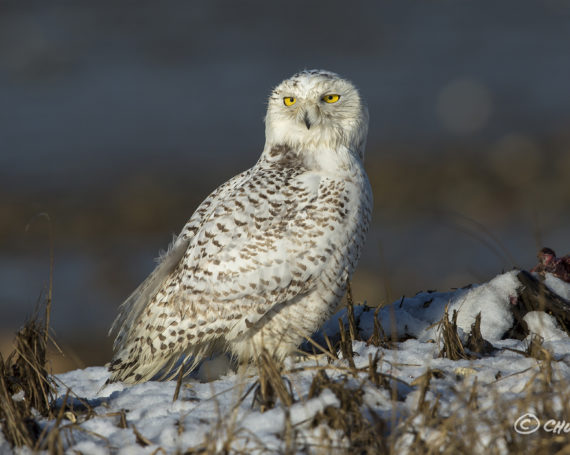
[1,0,569,372]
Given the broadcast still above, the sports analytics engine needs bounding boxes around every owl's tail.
[106,236,189,384]
[109,236,189,352]
[105,341,213,385]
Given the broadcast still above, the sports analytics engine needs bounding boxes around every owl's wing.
[109,162,360,383]
[109,169,252,351]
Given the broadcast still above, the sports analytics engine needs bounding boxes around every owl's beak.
[301,105,319,130]
[303,112,312,129]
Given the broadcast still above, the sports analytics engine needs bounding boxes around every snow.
[523,311,568,342]
[2,271,570,454]
[542,273,570,300]
[357,270,520,342]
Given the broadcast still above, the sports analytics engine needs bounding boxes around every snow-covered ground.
[2,271,570,454]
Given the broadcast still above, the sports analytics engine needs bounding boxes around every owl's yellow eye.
[283,97,296,106]
[323,94,340,104]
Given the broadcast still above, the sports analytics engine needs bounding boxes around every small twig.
[346,281,359,341]
[172,366,184,402]
[300,335,337,361]
[132,424,152,447]
[338,318,356,372]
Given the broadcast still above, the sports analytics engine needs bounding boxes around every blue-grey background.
[1,1,569,371]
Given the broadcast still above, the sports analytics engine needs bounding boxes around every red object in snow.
[530,247,570,283]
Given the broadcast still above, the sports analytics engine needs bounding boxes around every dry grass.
[0,311,56,449]
[465,312,495,355]
[438,307,473,361]
[396,361,570,455]
[250,348,294,413]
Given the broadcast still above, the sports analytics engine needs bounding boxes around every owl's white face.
[264,70,369,162]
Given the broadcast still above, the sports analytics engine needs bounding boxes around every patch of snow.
[542,273,570,300]
[447,271,519,340]
[356,271,521,342]
[523,311,568,341]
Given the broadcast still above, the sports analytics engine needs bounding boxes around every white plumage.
[108,70,373,384]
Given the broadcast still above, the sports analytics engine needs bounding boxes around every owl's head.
[264,70,369,163]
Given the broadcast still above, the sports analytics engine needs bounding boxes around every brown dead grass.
[0,312,56,448]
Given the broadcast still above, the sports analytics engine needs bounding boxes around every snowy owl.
[108,70,373,384]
